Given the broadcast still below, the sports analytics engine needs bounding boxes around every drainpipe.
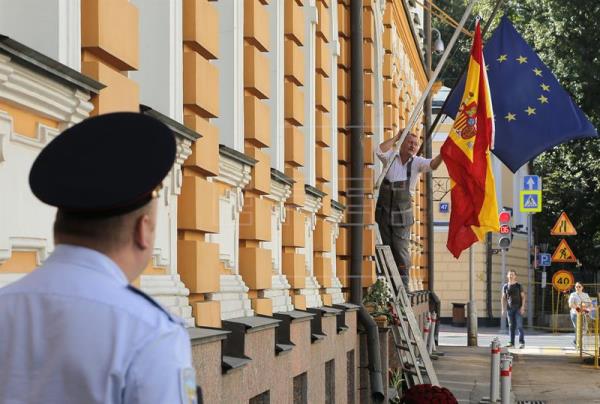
[349,0,384,401]
[424,1,435,293]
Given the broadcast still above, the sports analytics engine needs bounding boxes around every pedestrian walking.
[501,269,527,348]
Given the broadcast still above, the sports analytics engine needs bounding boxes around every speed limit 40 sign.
[552,270,574,292]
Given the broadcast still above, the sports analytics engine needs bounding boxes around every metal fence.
[575,306,599,369]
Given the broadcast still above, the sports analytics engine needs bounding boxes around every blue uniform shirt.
[0,244,196,404]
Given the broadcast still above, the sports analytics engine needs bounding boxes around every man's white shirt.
[376,146,432,195]
[0,244,193,404]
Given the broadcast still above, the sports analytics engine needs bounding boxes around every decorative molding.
[302,193,322,231]
[9,122,59,150]
[262,274,294,313]
[214,149,253,189]
[301,275,323,308]
[266,178,292,229]
[378,0,387,16]
[207,150,254,272]
[0,236,50,266]
[270,168,293,187]
[0,54,94,127]
[171,137,192,196]
[0,35,102,94]
[207,193,238,271]
[326,286,344,305]
[209,274,254,320]
[140,274,195,327]
[0,110,10,163]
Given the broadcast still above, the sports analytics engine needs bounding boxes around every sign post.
[521,175,542,328]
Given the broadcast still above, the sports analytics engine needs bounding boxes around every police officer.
[376,130,443,288]
[0,113,198,403]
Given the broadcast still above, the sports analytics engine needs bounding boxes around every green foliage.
[434,1,600,268]
[431,0,479,87]
[389,368,404,403]
[363,278,392,319]
[469,0,600,271]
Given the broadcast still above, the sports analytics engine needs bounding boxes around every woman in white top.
[568,282,592,341]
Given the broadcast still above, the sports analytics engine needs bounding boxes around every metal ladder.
[375,244,439,387]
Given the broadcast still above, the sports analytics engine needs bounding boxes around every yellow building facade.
[0,0,434,400]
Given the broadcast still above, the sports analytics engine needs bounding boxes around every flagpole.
[418,0,508,157]
[374,0,478,191]
[468,247,478,346]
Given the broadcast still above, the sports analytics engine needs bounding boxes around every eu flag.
[442,17,597,173]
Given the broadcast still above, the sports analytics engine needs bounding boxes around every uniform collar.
[46,244,129,286]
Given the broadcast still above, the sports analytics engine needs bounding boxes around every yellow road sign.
[550,212,577,235]
[551,239,577,263]
[552,269,574,292]
[519,190,542,213]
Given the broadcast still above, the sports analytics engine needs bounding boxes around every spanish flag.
[441,21,499,258]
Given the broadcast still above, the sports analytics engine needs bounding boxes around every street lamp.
[432,28,445,55]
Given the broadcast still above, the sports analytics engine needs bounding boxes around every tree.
[471,0,600,277]
[432,0,474,86]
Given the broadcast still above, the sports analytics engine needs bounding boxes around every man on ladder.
[375,130,443,287]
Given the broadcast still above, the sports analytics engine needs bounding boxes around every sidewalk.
[434,325,600,403]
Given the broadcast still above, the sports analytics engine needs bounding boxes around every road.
[434,325,600,403]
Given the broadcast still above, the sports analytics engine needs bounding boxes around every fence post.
[428,312,438,354]
[490,338,500,402]
[500,354,511,404]
[423,312,432,352]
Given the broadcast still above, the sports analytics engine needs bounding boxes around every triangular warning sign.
[550,212,577,236]
[551,239,577,263]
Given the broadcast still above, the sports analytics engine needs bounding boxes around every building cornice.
[0,35,103,94]
[140,105,200,142]
[0,54,94,127]
[215,147,253,189]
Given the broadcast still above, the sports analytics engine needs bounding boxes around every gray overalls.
[375,156,414,288]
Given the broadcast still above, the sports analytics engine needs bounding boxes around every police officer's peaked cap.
[29,112,176,216]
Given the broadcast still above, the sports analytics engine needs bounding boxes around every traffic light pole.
[500,248,507,332]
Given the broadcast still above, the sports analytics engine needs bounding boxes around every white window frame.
[302,1,318,187]
[130,0,183,121]
[265,0,285,171]
[213,0,245,151]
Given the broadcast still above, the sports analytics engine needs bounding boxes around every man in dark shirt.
[501,270,527,348]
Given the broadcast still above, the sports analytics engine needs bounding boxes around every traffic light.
[498,210,512,250]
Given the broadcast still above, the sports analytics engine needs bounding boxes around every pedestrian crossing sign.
[519,190,542,213]
[551,239,577,263]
